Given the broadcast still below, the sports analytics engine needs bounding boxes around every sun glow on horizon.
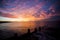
[0,15,46,22]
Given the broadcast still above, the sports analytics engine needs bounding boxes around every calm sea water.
[0,21,46,34]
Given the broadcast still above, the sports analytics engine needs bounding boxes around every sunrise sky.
[0,0,60,21]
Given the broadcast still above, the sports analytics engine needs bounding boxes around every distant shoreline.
[0,21,11,23]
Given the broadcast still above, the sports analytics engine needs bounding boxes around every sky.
[0,0,60,21]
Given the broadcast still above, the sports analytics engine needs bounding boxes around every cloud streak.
[0,12,18,18]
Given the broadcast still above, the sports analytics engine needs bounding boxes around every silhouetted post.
[27,29,30,34]
[14,33,18,39]
[41,25,47,32]
[0,30,2,39]
[38,27,41,31]
[34,28,37,33]
[42,25,47,30]
[0,30,2,34]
